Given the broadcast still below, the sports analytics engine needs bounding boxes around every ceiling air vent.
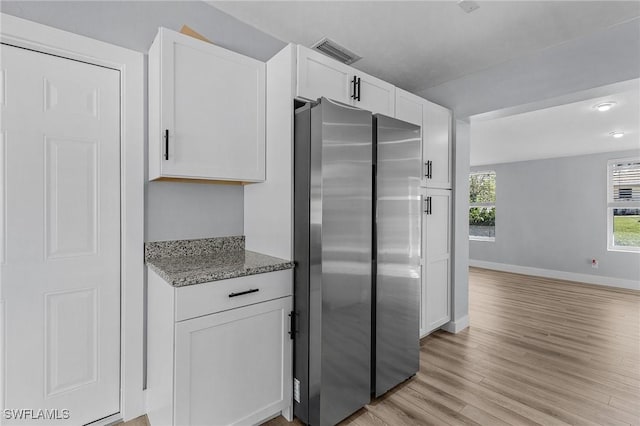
[311,37,361,65]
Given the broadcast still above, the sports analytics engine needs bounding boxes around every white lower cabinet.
[146,269,293,426]
[175,298,292,426]
[420,188,452,336]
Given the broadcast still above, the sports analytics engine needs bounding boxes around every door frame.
[0,13,145,423]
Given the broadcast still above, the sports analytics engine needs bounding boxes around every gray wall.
[1,1,286,241]
[469,150,640,282]
[450,120,470,329]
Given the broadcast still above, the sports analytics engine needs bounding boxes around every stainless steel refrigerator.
[372,114,422,398]
[293,98,421,426]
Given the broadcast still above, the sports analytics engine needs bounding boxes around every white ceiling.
[210,1,640,93]
[470,85,640,166]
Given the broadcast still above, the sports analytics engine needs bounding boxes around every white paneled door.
[1,44,121,424]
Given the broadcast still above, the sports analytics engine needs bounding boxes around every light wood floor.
[119,414,149,426]
[265,267,640,426]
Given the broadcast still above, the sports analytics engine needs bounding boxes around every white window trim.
[0,13,145,422]
[607,157,640,252]
[469,170,496,242]
[469,235,495,242]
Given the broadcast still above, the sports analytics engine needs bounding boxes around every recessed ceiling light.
[610,131,625,139]
[594,102,616,112]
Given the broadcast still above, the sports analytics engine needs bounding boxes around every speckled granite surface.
[145,236,294,287]
[145,236,245,260]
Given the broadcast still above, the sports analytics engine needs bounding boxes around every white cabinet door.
[396,89,452,188]
[395,88,425,179]
[296,46,394,115]
[297,45,352,104]
[423,101,452,189]
[150,28,266,182]
[356,72,395,116]
[174,296,292,426]
[421,189,451,335]
[1,44,120,425]
[395,88,424,127]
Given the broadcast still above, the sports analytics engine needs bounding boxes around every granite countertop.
[145,236,294,287]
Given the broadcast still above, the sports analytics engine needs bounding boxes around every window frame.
[469,170,496,242]
[607,157,640,252]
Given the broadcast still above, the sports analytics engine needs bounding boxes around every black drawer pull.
[228,288,260,298]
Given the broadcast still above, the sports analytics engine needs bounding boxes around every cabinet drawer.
[175,269,292,321]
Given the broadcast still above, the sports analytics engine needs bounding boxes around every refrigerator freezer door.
[374,115,421,397]
[294,98,373,426]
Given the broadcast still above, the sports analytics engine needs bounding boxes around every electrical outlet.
[591,259,599,269]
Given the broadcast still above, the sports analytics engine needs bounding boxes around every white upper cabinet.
[149,28,266,182]
[395,88,452,189]
[297,45,352,105]
[357,73,395,116]
[296,45,395,116]
[395,88,424,127]
[423,101,452,189]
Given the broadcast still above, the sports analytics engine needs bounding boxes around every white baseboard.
[440,315,469,334]
[469,260,640,291]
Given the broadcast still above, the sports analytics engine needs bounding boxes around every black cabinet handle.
[425,160,433,179]
[426,196,432,215]
[351,76,357,99]
[288,311,297,340]
[164,129,169,161]
[350,76,362,101]
[228,288,259,298]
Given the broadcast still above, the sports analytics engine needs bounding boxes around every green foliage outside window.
[469,172,496,228]
[469,173,496,204]
[469,207,495,226]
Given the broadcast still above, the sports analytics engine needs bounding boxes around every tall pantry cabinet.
[395,88,452,337]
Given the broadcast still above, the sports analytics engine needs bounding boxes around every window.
[608,158,640,251]
[469,171,496,241]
